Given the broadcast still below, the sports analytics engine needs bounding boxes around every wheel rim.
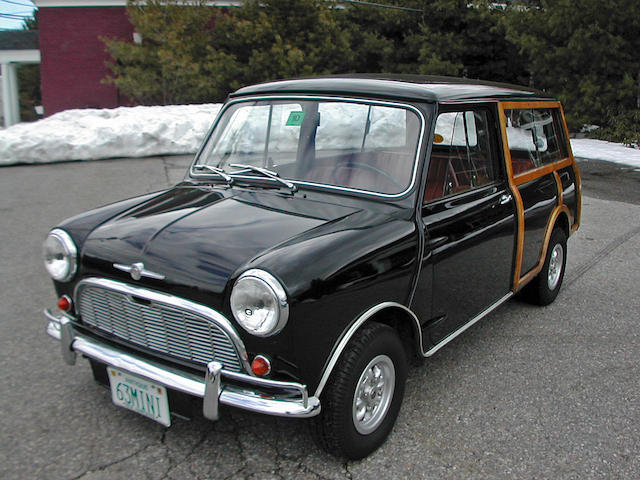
[352,354,395,435]
[547,243,564,290]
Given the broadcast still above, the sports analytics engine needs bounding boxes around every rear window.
[504,108,569,175]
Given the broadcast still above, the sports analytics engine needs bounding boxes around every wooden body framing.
[497,101,582,292]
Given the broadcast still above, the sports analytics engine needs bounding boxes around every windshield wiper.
[192,164,233,183]
[230,163,297,193]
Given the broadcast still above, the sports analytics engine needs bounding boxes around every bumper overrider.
[44,309,320,421]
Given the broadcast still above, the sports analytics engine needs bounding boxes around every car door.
[415,106,516,351]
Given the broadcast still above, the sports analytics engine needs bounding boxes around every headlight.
[43,229,77,282]
[230,269,289,337]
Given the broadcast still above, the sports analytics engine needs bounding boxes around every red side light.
[251,355,271,376]
[58,295,72,312]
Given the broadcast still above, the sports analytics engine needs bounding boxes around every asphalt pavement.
[0,155,638,479]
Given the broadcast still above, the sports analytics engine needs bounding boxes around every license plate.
[107,367,171,427]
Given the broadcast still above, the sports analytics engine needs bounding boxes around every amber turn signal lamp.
[58,295,72,312]
[251,355,271,376]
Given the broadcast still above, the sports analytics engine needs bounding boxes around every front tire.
[311,322,407,460]
[522,227,567,305]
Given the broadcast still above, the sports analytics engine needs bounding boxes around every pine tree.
[412,0,527,84]
[504,0,640,138]
[103,0,218,105]
[104,0,357,104]
[340,0,423,73]
[205,0,355,90]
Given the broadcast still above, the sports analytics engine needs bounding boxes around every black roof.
[0,30,39,50]
[232,74,550,103]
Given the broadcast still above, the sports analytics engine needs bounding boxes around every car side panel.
[419,185,516,348]
[518,174,559,275]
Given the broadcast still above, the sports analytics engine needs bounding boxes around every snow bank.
[1,104,640,169]
[570,138,640,169]
[0,104,222,165]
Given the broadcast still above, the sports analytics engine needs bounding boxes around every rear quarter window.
[505,108,569,175]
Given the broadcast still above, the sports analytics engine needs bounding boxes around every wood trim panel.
[498,100,580,292]
[513,157,574,186]
[497,104,524,290]
[559,103,582,232]
[500,100,562,110]
[553,170,563,205]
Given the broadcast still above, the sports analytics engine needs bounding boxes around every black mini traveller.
[43,75,581,459]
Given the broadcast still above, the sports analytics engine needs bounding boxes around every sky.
[0,0,36,31]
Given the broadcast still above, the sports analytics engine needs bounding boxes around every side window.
[424,109,497,203]
[505,108,568,175]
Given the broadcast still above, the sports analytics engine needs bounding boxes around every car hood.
[81,186,360,303]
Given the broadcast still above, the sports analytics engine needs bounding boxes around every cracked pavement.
[1,155,639,479]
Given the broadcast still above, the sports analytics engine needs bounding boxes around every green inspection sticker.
[286,111,305,126]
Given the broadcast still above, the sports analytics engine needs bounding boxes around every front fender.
[235,211,420,393]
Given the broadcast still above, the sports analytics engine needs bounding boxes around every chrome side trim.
[423,292,513,357]
[313,294,514,398]
[313,302,422,398]
[44,310,320,419]
[73,277,252,374]
[190,95,426,200]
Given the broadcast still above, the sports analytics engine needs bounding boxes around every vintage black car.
[43,75,581,459]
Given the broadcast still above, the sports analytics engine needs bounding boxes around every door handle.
[498,194,512,205]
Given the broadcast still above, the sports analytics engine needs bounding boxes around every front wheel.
[311,322,407,459]
[522,227,568,305]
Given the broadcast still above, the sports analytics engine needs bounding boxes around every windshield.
[193,99,423,195]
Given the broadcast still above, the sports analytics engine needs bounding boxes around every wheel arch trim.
[313,302,422,398]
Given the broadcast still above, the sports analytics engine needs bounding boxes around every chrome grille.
[77,284,242,371]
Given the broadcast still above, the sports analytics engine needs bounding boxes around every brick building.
[36,1,133,115]
[33,0,240,117]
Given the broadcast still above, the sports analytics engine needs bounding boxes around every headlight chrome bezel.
[230,269,289,337]
[43,228,78,282]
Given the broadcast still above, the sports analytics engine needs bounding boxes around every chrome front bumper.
[45,309,320,421]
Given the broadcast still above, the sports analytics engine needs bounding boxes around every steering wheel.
[332,161,403,190]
